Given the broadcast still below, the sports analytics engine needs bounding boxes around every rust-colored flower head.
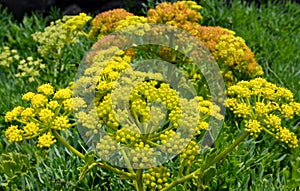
[88,9,133,40]
[147,1,202,34]
[196,26,263,82]
[196,26,235,53]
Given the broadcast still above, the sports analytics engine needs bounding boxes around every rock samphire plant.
[3,1,299,190]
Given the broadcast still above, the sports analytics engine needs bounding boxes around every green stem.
[52,130,85,159]
[245,98,255,118]
[136,169,144,191]
[52,130,136,179]
[184,164,191,188]
[178,159,186,177]
[161,132,248,191]
[204,132,248,168]
[101,163,136,179]
[149,124,173,139]
[263,127,276,137]
[121,149,135,174]
[146,140,160,147]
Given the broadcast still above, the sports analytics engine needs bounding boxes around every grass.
[0,1,299,190]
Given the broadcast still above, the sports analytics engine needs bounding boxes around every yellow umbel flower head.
[226,78,299,148]
[37,132,56,148]
[74,46,224,169]
[143,166,170,190]
[32,13,91,57]
[4,84,86,148]
[116,16,148,30]
[62,13,92,32]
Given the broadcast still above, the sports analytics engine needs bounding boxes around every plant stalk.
[204,132,248,168]
[52,130,85,159]
[52,130,136,179]
[161,132,248,191]
[136,169,144,191]
[102,163,136,179]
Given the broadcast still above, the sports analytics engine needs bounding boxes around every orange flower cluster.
[196,26,263,83]
[196,26,235,54]
[147,1,202,35]
[88,9,133,40]
[145,2,262,83]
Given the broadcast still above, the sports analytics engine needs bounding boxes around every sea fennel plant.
[2,1,300,190]
[4,45,299,190]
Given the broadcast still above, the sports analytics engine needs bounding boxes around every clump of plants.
[1,1,299,190]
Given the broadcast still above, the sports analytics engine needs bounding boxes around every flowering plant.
[1,1,299,190]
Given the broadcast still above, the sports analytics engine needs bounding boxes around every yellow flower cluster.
[115,16,147,30]
[74,50,132,136]
[226,78,299,148]
[15,56,45,82]
[182,1,202,13]
[73,43,224,166]
[62,13,92,33]
[0,47,47,82]
[84,3,262,87]
[215,35,262,76]
[4,106,24,122]
[115,126,141,144]
[37,83,55,95]
[97,94,120,129]
[97,135,156,169]
[129,143,155,169]
[0,46,19,68]
[198,97,224,119]
[180,140,200,165]
[129,81,181,126]
[4,84,86,148]
[37,132,56,148]
[94,76,189,150]
[75,110,99,136]
[86,5,251,85]
[196,26,263,84]
[96,55,131,92]
[88,37,136,63]
[96,135,117,157]
[159,130,176,144]
[88,9,133,40]
[143,166,170,190]
[116,15,150,37]
[53,87,73,99]
[160,133,190,155]
[245,119,262,135]
[5,125,23,142]
[74,44,224,170]
[32,13,91,57]
[99,135,154,168]
[197,26,235,55]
